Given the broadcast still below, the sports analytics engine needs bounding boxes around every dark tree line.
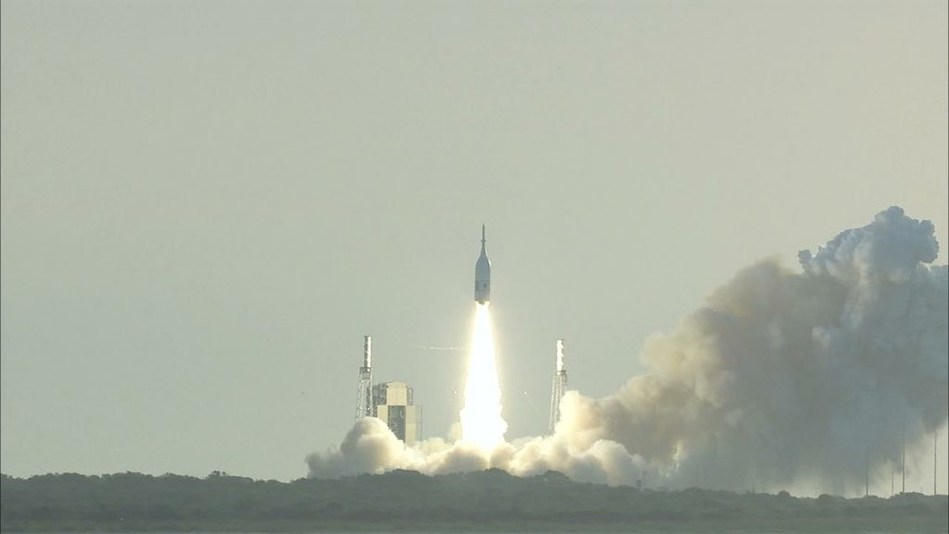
[2,469,946,532]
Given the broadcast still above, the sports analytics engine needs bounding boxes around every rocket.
[474,224,491,304]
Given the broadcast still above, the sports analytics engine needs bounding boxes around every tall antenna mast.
[548,339,568,432]
[355,335,373,419]
[901,426,906,494]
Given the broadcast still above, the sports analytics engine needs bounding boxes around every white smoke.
[307,207,948,494]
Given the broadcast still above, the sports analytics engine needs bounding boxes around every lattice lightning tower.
[355,335,374,419]
[548,339,568,432]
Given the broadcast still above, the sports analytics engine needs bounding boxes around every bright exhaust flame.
[460,303,507,450]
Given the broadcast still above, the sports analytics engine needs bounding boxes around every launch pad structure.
[354,336,373,419]
[549,339,567,432]
[352,335,421,445]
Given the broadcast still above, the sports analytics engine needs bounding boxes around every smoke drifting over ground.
[307,207,948,493]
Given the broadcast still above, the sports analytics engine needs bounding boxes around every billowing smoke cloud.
[307,207,948,493]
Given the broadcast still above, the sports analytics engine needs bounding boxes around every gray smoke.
[307,207,948,494]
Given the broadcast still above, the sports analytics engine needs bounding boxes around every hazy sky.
[2,0,947,491]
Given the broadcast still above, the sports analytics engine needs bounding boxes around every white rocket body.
[474,225,491,304]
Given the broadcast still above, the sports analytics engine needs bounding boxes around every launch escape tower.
[355,335,373,419]
[549,339,568,432]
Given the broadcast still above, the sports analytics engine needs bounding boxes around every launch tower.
[354,335,373,419]
[373,381,422,445]
[548,339,568,432]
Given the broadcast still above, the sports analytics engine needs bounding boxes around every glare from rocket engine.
[459,302,507,450]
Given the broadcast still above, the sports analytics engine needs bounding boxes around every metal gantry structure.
[548,339,568,433]
[355,335,374,420]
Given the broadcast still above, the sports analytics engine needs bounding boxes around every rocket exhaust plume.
[460,303,507,450]
[307,207,947,495]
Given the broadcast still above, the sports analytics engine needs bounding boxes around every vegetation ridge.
[2,470,946,532]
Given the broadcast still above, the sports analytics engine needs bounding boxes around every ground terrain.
[1,469,946,532]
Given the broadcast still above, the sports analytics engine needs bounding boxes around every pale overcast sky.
[2,0,947,490]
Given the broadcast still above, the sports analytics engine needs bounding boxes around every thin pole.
[901,428,906,494]
[865,445,870,497]
[935,432,938,496]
